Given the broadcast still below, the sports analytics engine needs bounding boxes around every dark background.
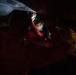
[18,0,76,20]
[18,0,76,31]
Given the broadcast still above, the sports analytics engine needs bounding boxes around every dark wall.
[18,0,76,20]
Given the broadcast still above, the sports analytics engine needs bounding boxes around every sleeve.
[27,31,44,46]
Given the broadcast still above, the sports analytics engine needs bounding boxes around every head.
[35,21,44,31]
[31,12,37,22]
[8,10,31,36]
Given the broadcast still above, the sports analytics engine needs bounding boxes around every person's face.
[31,13,37,21]
[36,23,43,31]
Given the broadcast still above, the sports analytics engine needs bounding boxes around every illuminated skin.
[31,12,37,22]
[35,22,43,31]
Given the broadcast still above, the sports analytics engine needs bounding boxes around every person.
[27,20,52,48]
[30,12,51,40]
